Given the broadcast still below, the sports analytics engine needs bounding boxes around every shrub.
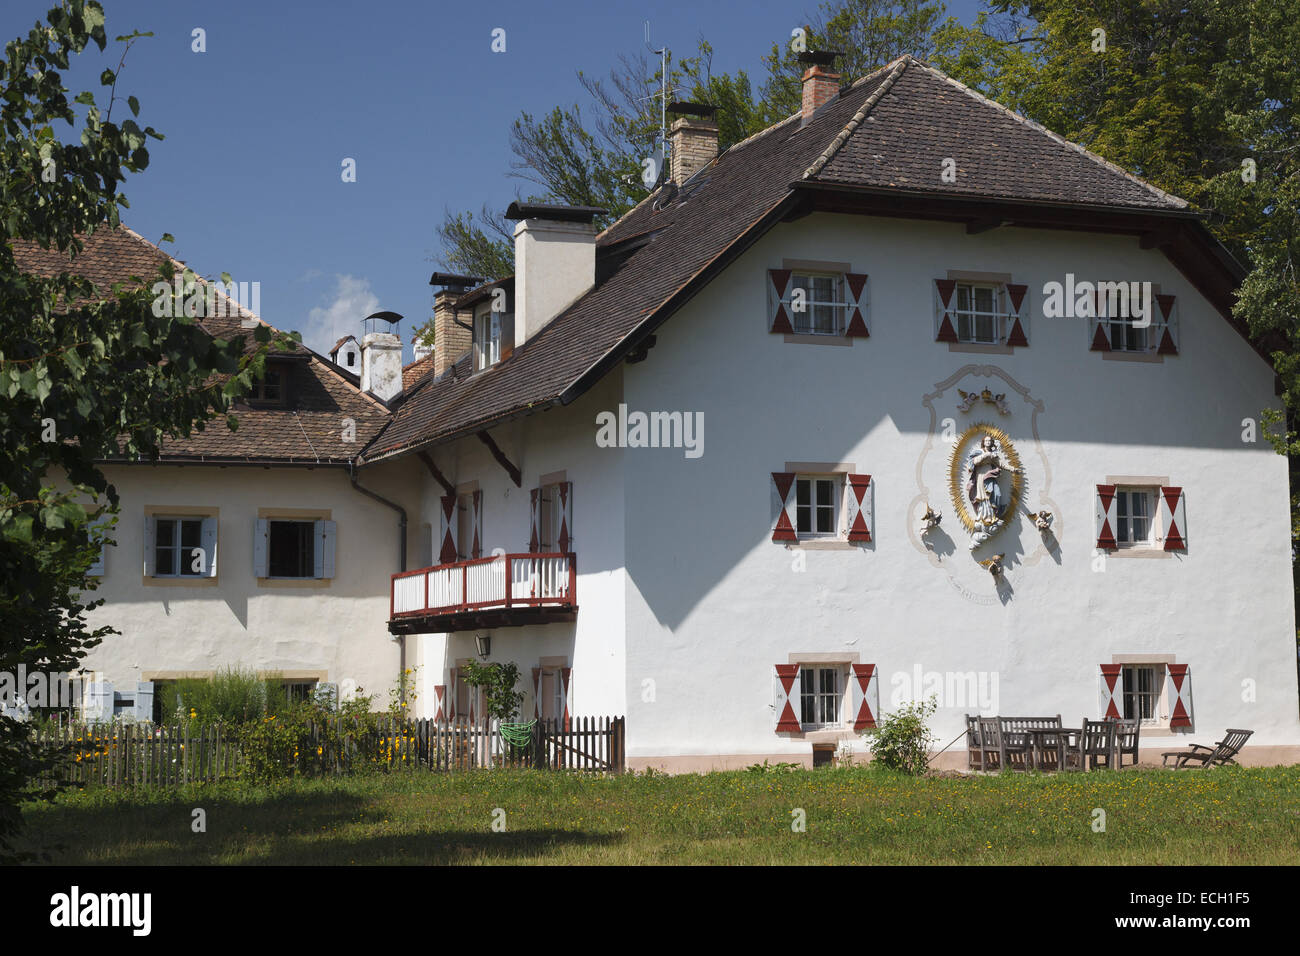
[166,667,288,727]
[864,697,937,775]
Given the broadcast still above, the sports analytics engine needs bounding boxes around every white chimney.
[412,341,434,364]
[506,202,603,349]
[360,313,403,402]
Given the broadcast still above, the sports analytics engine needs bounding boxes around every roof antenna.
[640,20,670,187]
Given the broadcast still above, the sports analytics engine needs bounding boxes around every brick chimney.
[668,102,718,184]
[506,202,604,349]
[428,273,480,378]
[799,51,842,125]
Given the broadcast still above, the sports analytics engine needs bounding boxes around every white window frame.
[785,272,846,336]
[953,282,1005,345]
[1114,486,1157,549]
[473,308,504,371]
[799,666,844,729]
[795,475,840,539]
[1120,663,1165,727]
[152,516,207,578]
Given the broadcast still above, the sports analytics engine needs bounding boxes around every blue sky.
[5,0,985,362]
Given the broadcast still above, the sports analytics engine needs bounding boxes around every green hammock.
[499,720,536,747]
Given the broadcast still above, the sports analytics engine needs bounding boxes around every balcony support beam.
[477,430,522,487]
[417,451,456,496]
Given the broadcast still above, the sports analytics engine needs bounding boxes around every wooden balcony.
[389,552,577,634]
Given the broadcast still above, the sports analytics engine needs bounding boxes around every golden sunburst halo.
[948,422,1024,535]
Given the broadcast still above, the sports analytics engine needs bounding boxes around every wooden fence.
[32,715,624,789]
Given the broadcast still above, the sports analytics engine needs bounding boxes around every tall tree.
[0,0,277,859]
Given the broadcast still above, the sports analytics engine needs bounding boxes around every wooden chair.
[976,716,1006,771]
[965,715,983,770]
[1113,718,1141,767]
[1080,719,1117,770]
[1162,729,1254,769]
[993,717,1034,771]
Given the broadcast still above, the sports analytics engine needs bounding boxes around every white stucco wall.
[84,460,419,707]
[619,212,1299,763]
[409,371,627,721]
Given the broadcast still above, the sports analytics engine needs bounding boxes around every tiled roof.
[10,226,390,464]
[402,352,436,391]
[367,55,1204,463]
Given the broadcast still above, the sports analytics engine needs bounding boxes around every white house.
[24,53,1300,767]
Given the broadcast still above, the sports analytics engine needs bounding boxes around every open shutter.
[433,684,447,722]
[774,664,801,732]
[1095,484,1118,550]
[200,517,218,577]
[557,482,573,552]
[850,664,879,731]
[528,488,540,553]
[1099,664,1123,719]
[500,312,515,361]
[471,491,482,559]
[85,680,114,722]
[253,518,269,577]
[768,269,795,334]
[448,668,458,719]
[843,273,869,337]
[142,515,156,577]
[1166,664,1192,728]
[1159,486,1186,551]
[532,667,542,719]
[315,519,337,578]
[438,494,458,564]
[934,278,958,342]
[845,474,872,542]
[559,667,572,731]
[1155,294,1178,355]
[1004,283,1029,346]
[771,472,796,542]
[132,681,154,722]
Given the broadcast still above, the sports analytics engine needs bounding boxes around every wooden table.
[1024,727,1082,771]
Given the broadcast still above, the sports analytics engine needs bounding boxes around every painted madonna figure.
[964,434,1018,549]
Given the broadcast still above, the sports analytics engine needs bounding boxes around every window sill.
[142,576,219,588]
[1107,547,1171,559]
[1100,350,1162,364]
[256,577,331,589]
[948,341,1016,355]
[787,728,855,744]
[781,333,854,347]
[787,539,858,550]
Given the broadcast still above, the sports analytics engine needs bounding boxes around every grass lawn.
[19,764,1300,865]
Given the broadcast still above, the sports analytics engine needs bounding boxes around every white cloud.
[302,274,379,355]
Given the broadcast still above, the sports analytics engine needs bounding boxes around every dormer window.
[250,363,290,407]
[473,306,513,371]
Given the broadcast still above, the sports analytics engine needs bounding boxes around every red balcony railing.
[390,552,576,626]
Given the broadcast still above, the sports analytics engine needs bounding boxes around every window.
[1106,315,1148,352]
[1115,487,1155,547]
[795,476,838,537]
[954,283,1003,344]
[251,364,289,405]
[268,520,315,578]
[474,308,510,371]
[1121,664,1163,725]
[799,666,842,728]
[345,351,355,368]
[787,273,845,335]
[283,680,319,704]
[530,481,573,553]
[154,517,205,577]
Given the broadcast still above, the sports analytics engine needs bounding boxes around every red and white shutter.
[448,667,459,719]
[768,269,795,334]
[1166,664,1192,728]
[1099,664,1123,719]
[532,667,542,719]
[935,278,958,342]
[774,664,801,733]
[1159,486,1187,551]
[1155,294,1178,355]
[1095,484,1118,550]
[843,273,869,337]
[432,684,447,722]
[1004,283,1029,346]
[528,488,540,553]
[771,472,797,542]
[559,667,573,730]
[556,481,573,553]
[470,490,482,559]
[438,494,458,564]
[845,474,872,542]
[850,664,879,731]
[1090,293,1111,351]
